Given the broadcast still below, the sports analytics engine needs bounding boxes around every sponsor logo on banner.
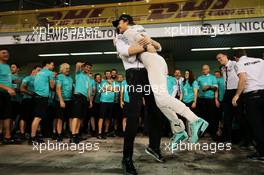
[0,18,263,45]
[0,0,263,33]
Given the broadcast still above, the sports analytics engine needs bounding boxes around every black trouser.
[238,96,252,144]
[223,90,248,143]
[124,68,163,158]
[244,90,264,156]
[197,98,218,138]
[222,90,239,142]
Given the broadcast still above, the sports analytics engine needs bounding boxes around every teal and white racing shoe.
[190,118,209,143]
[170,130,188,149]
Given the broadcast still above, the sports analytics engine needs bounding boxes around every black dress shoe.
[37,135,45,143]
[13,137,22,144]
[19,133,26,141]
[2,138,15,145]
[247,152,264,161]
[56,134,63,142]
[28,137,38,145]
[72,136,80,144]
[145,147,165,163]
[122,157,138,175]
[51,133,58,140]
[91,131,97,137]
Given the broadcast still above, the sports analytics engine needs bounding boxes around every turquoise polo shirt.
[216,77,225,102]
[21,75,35,99]
[181,80,199,103]
[197,74,218,99]
[167,76,176,96]
[121,80,130,103]
[56,74,73,101]
[100,80,115,103]
[34,68,54,97]
[0,63,12,93]
[11,74,23,102]
[74,71,91,98]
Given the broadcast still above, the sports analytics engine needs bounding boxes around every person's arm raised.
[76,62,83,72]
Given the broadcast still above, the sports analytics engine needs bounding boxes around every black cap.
[112,14,134,27]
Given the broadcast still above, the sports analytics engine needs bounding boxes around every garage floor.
[0,136,263,175]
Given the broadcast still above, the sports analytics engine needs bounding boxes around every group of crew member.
[0,48,263,161]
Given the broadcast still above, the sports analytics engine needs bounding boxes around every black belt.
[126,68,146,71]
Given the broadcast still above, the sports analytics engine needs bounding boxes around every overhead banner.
[0,18,263,45]
[0,0,263,33]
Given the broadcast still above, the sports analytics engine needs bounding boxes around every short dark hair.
[183,69,195,87]
[104,70,111,74]
[0,48,8,52]
[112,14,135,27]
[111,68,118,73]
[214,70,221,74]
[83,62,93,67]
[217,52,227,56]
[94,73,101,79]
[10,63,20,69]
[42,60,54,67]
[234,49,247,58]
[33,65,41,70]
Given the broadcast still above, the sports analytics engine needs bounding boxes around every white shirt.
[114,34,144,70]
[235,56,264,93]
[221,60,239,90]
[172,77,184,97]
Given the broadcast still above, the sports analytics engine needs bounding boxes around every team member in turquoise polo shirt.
[180,70,199,137]
[0,48,16,144]
[120,78,130,135]
[10,63,23,124]
[29,60,55,144]
[214,71,225,102]
[97,70,116,139]
[109,69,121,137]
[91,73,102,137]
[181,70,199,109]
[94,74,102,105]
[85,72,96,137]
[20,65,41,140]
[9,63,23,143]
[197,65,219,140]
[55,63,73,142]
[71,62,93,144]
[110,74,123,137]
